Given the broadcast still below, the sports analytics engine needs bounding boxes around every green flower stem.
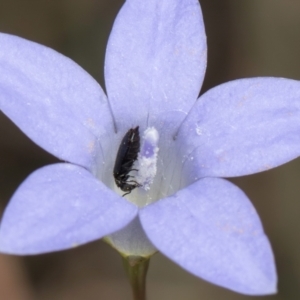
[122,255,150,300]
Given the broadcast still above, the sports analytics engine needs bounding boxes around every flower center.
[98,125,184,207]
[112,126,160,206]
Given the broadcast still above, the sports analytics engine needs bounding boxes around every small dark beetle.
[113,126,141,196]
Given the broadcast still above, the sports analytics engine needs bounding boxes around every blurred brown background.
[1,0,300,299]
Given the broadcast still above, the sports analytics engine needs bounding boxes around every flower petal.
[0,33,113,171]
[140,178,276,295]
[105,216,157,257]
[105,0,207,130]
[0,163,137,254]
[177,77,300,180]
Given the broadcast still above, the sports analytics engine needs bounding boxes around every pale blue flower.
[1,0,300,295]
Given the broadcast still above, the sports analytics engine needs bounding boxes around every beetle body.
[113,126,141,196]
